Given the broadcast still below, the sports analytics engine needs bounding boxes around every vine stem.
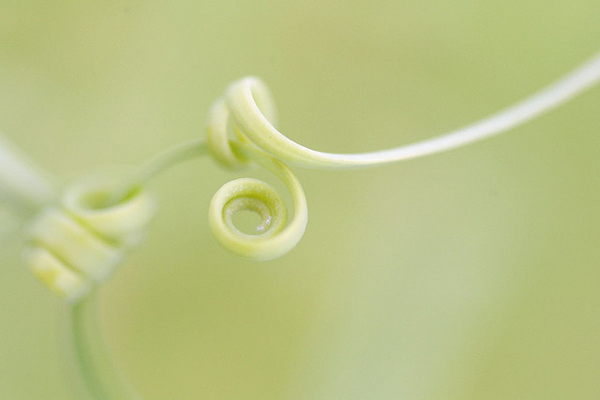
[0,132,55,210]
[17,49,600,400]
[108,140,209,205]
[65,291,141,400]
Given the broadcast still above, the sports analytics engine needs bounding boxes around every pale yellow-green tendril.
[19,50,600,278]
[206,91,307,260]
[208,142,308,260]
[108,142,308,261]
[96,85,308,262]
[24,173,155,302]
[19,171,153,399]
[21,83,308,400]
[223,51,600,168]
[6,49,599,400]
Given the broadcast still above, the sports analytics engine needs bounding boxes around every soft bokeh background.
[1,1,599,399]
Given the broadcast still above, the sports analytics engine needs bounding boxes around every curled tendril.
[221,51,600,168]
[24,174,155,301]
[6,49,599,400]
[25,50,600,284]
[205,52,600,257]
[207,88,307,260]
[207,78,277,170]
[208,142,308,261]
[203,53,600,254]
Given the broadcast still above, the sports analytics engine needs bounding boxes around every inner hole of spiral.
[231,209,271,235]
[225,197,273,236]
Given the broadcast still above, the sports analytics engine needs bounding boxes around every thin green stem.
[52,49,600,400]
[108,140,209,205]
[226,51,600,168]
[65,291,140,400]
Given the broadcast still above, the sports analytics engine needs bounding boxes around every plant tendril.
[223,51,600,168]
[24,49,600,296]
[12,48,600,400]
[105,49,600,261]
[24,174,156,302]
[209,141,308,260]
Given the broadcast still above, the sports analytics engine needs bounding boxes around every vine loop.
[207,77,278,170]
[208,142,308,261]
[206,81,307,260]
[24,173,156,302]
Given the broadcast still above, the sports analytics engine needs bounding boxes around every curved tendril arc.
[223,51,600,169]
[14,49,600,400]
[24,49,600,297]
[207,93,307,260]
[24,173,156,302]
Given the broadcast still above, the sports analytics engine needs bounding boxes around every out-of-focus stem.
[65,291,140,400]
[0,133,55,210]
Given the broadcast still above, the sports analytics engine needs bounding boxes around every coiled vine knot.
[24,174,156,302]
[19,48,600,298]
[206,77,308,261]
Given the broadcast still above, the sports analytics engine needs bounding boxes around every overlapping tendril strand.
[6,48,598,400]
[24,175,155,302]
[204,61,600,258]
[207,83,307,261]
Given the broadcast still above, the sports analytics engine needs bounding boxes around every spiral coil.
[206,78,308,261]
[25,65,589,273]
[24,174,155,302]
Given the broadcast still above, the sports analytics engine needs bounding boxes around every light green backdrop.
[1,1,599,399]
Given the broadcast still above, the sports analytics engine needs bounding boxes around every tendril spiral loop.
[216,55,600,168]
[24,174,155,302]
[222,76,335,167]
[207,77,278,169]
[208,142,308,260]
[206,80,307,260]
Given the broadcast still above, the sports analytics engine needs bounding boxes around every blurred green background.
[1,1,599,399]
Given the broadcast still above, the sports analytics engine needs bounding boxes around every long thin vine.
[3,50,598,398]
